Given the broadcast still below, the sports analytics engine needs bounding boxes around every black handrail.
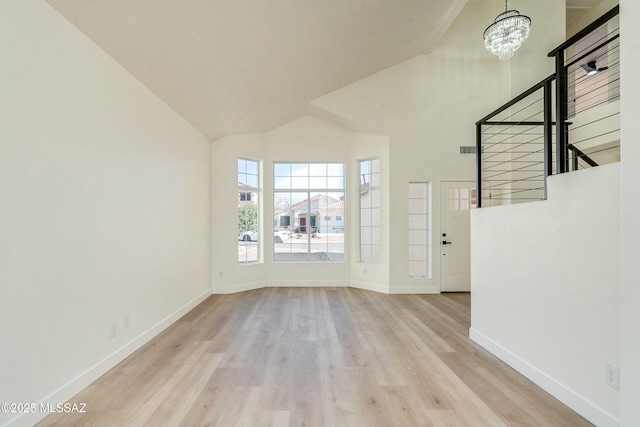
[549,4,619,176]
[565,33,620,69]
[475,5,619,208]
[548,5,619,58]
[475,75,555,126]
[568,144,600,168]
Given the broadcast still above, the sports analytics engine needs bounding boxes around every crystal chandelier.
[483,1,531,60]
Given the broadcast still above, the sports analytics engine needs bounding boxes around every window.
[360,159,380,263]
[279,215,291,227]
[448,187,477,211]
[408,182,431,278]
[274,163,344,262]
[238,158,260,264]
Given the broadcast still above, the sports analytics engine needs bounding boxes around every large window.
[238,158,260,264]
[273,163,344,262]
[360,159,380,263]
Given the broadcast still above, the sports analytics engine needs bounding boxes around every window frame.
[273,162,345,263]
[408,182,431,278]
[238,158,261,264]
[359,158,381,264]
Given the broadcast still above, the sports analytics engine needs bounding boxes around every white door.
[440,181,476,292]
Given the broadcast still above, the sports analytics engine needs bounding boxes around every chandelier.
[483,1,531,60]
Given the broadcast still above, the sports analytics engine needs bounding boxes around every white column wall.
[0,2,211,426]
[619,0,640,425]
[470,165,621,427]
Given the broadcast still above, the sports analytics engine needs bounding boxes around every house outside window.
[279,215,291,228]
[274,162,344,262]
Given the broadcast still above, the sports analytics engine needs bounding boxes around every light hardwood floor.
[38,288,593,427]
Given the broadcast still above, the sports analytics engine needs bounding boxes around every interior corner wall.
[349,133,391,294]
[509,0,566,96]
[568,0,619,38]
[470,164,621,427]
[619,0,640,425]
[211,133,268,294]
[310,0,510,293]
[0,2,212,426]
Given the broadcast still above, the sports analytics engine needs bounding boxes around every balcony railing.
[476,6,620,208]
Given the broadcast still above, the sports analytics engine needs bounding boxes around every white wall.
[212,132,268,293]
[212,0,514,294]
[211,116,390,293]
[212,0,565,296]
[470,164,621,427]
[0,2,211,426]
[310,0,513,293]
[619,0,640,425]
[349,133,391,293]
[471,2,640,426]
[509,0,565,95]
[568,0,619,38]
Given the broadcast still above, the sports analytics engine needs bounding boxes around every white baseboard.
[349,280,390,294]
[212,281,438,295]
[388,284,441,294]
[6,289,212,427]
[212,280,349,293]
[211,280,267,294]
[266,279,349,288]
[469,327,619,427]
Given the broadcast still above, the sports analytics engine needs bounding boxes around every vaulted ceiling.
[46,1,602,141]
[46,0,467,140]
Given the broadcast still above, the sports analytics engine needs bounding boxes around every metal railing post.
[476,122,483,208]
[555,51,567,174]
[543,79,553,199]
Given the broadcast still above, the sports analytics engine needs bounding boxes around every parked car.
[238,228,289,243]
[238,230,258,242]
[273,227,289,243]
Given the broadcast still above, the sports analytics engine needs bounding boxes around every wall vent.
[459,146,482,155]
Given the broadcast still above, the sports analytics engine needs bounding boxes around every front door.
[440,181,476,292]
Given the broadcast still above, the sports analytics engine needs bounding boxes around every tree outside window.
[238,158,260,263]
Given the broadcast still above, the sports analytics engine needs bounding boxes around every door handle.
[442,240,452,245]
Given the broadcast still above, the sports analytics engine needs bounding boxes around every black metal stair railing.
[475,76,555,206]
[476,5,620,208]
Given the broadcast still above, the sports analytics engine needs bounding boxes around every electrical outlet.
[218,271,224,279]
[124,314,130,329]
[605,363,620,389]
[110,322,117,338]
[363,268,368,275]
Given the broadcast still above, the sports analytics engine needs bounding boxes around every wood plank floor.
[37,288,593,427]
